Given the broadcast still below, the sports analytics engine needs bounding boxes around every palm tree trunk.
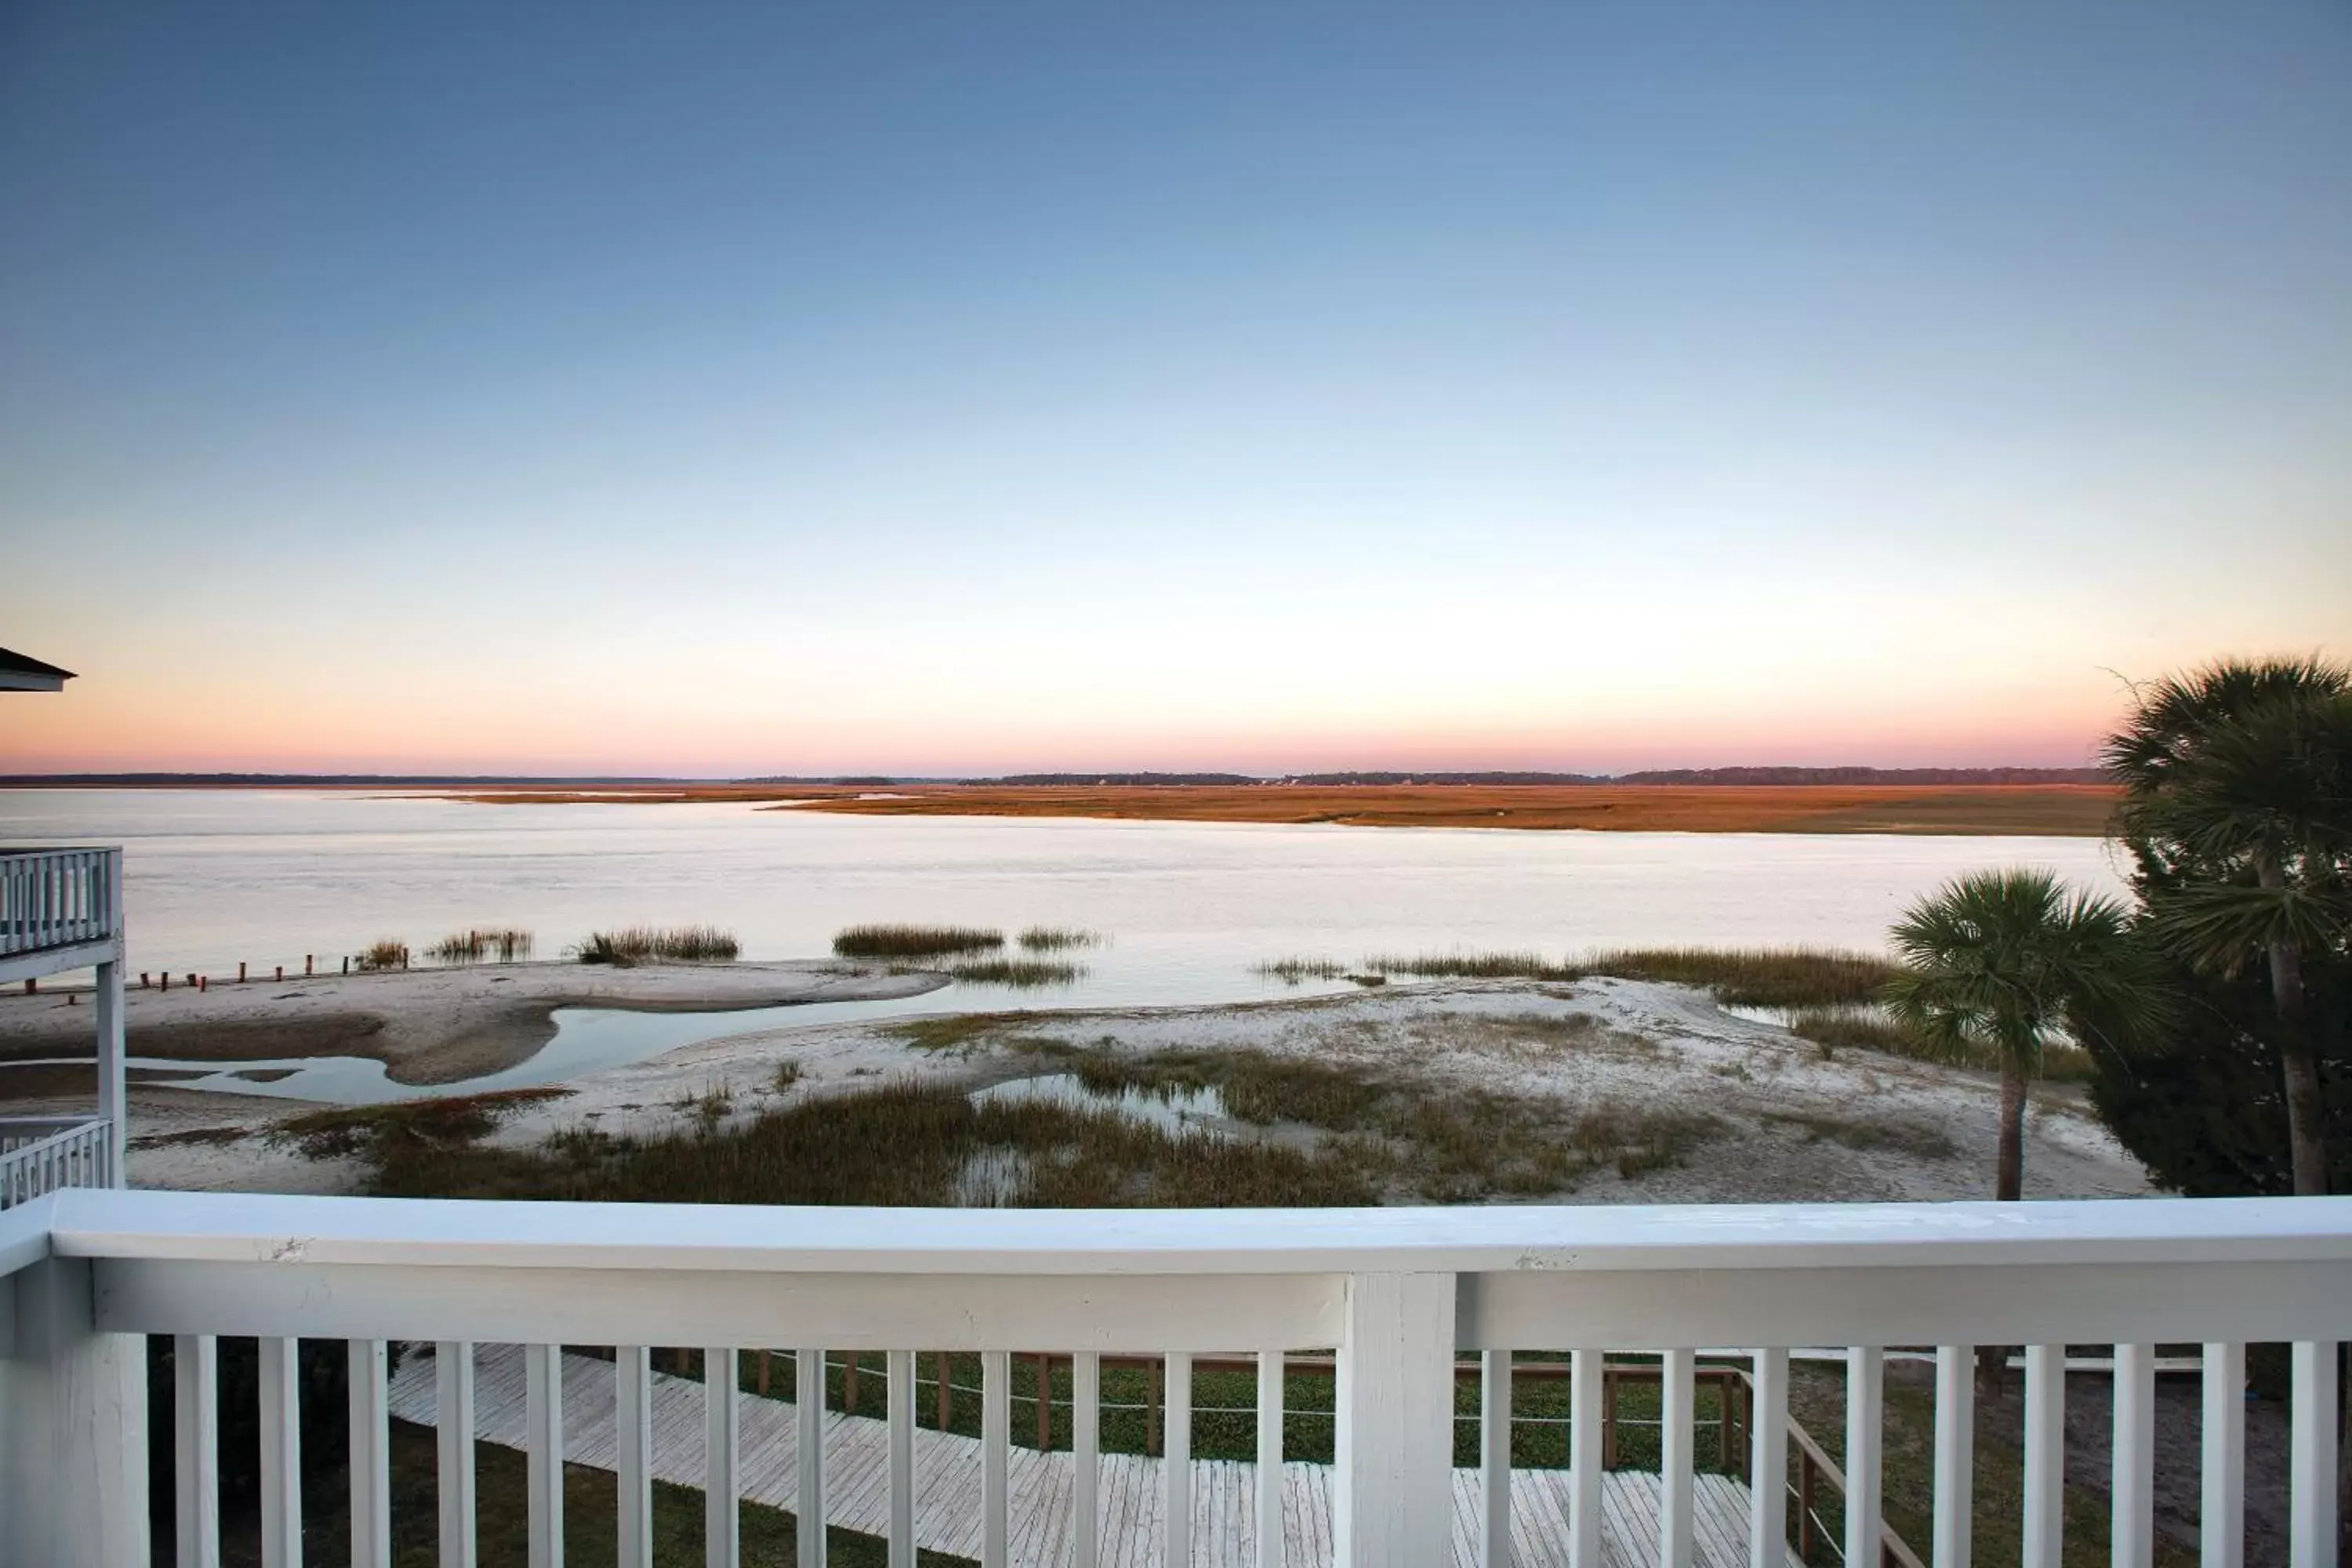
[1996,1061,2026,1201]
[1977,1061,2030,1392]
[2258,859,2329,1197]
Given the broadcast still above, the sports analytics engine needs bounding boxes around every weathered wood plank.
[388,1347,1799,1568]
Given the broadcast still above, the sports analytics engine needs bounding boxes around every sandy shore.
[123,976,2151,1204]
[0,959,948,1091]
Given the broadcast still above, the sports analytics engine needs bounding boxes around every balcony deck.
[387,1342,1795,1568]
[4,1187,2347,1567]
[0,845,122,983]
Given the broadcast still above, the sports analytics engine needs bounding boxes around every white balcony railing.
[0,1116,113,1207]
[0,846,122,962]
[1,1189,2346,1568]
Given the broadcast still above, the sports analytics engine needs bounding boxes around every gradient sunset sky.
[3,2,2347,776]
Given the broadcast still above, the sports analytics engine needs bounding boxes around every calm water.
[3,789,2130,1099]
[2,789,2129,1000]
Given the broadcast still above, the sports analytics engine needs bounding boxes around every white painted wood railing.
[0,847,121,959]
[0,1117,113,1207]
[1,1189,2347,1568]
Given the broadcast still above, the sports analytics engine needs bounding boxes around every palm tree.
[1883,869,2161,1205]
[1884,869,2163,1392]
[2106,655,2352,1196]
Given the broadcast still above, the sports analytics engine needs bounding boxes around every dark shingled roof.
[0,647,76,681]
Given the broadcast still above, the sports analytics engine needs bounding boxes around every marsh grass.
[354,938,410,972]
[946,959,1087,988]
[890,1014,1042,1054]
[1783,1006,2098,1083]
[1020,1044,1716,1200]
[773,1061,804,1093]
[833,924,1005,959]
[426,927,535,964]
[1576,946,1898,1007]
[1763,1108,1959,1160]
[1016,927,1103,951]
[1363,951,1575,981]
[572,925,740,964]
[270,1087,572,1162]
[1253,957,1349,984]
[347,1076,1378,1209]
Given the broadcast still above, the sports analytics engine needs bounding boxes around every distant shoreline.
[0,777,2122,836]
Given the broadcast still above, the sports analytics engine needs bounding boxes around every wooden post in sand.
[274,966,283,982]
[238,962,247,982]
[305,954,314,976]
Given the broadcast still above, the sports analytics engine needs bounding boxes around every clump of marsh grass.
[1253,957,1349,985]
[1017,927,1104,952]
[354,938,411,972]
[833,924,1004,960]
[1575,947,1896,1007]
[426,927,534,964]
[1362,951,1576,982]
[270,1087,572,1162]
[571,926,740,965]
[946,959,1087,989]
[345,1076,1378,1209]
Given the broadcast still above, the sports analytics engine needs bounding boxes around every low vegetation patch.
[425,927,534,964]
[833,924,1004,959]
[571,924,740,964]
[1019,1044,1718,1200]
[1782,1005,2097,1083]
[1362,950,1577,981]
[1575,946,1897,1007]
[946,959,1087,988]
[888,1014,1042,1054]
[350,1077,1378,1209]
[1253,956,1349,984]
[354,938,410,971]
[1016,926,1103,951]
[1764,1109,1959,1160]
[270,1087,572,1162]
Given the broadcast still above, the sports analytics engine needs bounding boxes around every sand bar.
[0,959,946,1090]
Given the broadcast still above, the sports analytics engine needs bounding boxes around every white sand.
[127,976,2151,1203]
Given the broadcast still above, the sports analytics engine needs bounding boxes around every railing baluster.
[2201,1342,2245,1568]
[1847,1347,1883,1568]
[2288,1341,2339,1568]
[350,1339,391,1568]
[1167,1351,1194,1568]
[2114,1343,2155,1568]
[175,1333,220,1568]
[1076,1352,1103,1568]
[258,1337,302,1568]
[1257,1350,1284,1568]
[617,1346,654,1568]
[710,1347,742,1568]
[1749,1349,1788,1568]
[1661,1349,1694,1568]
[437,1341,478,1568]
[793,1347,821,1568]
[1481,1348,1511,1568]
[983,1349,1011,1568]
[888,1349,917,1568]
[1570,1348,1603,1568]
[1932,1346,1973,1568]
[2024,1344,2066,1568]
[524,1341,564,1568]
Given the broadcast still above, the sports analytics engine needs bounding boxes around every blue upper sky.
[3,2,2347,773]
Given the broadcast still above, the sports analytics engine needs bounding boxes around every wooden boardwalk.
[388,1345,1791,1568]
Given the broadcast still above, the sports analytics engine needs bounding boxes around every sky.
[2,2,2347,777]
